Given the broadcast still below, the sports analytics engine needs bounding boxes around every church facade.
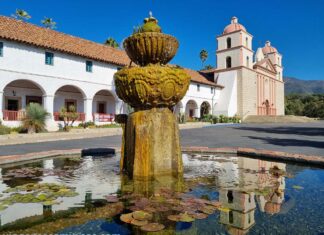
[210,17,284,118]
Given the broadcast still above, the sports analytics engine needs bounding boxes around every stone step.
[243,115,317,123]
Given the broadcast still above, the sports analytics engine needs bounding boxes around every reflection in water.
[0,154,322,234]
[212,157,286,234]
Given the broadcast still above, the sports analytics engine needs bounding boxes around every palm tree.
[104,37,119,48]
[13,9,31,21]
[41,17,57,29]
[22,103,50,133]
[199,49,208,69]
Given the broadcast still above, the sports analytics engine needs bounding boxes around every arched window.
[245,37,248,47]
[226,37,231,49]
[246,56,249,67]
[226,56,232,68]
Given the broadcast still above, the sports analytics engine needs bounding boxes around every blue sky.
[1,0,324,80]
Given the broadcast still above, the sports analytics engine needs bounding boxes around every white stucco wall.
[181,82,221,118]
[213,70,238,116]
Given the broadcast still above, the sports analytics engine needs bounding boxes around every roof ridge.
[0,15,125,53]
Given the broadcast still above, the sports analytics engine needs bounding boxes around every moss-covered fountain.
[114,13,190,179]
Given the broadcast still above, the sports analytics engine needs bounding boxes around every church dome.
[262,41,278,54]
[223,17,246,34]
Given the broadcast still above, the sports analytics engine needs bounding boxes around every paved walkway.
[0,122,209,146]
[0,122,323,157]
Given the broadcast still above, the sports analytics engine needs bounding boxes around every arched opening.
[2,80,45,121]
[245,37,248,47]
[226,37,231,49]
[200,101,211,117]
[185,100,198,120]
[92,90,116,123]
[246,56,250,67]
[53,85,86,122]
[226,57,232,68]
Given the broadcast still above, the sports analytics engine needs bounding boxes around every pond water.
[0,154,323,234]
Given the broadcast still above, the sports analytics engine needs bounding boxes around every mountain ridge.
[284,76,324,94]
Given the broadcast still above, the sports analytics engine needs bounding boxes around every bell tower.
[262,41,283,81]
[216,17,254,69]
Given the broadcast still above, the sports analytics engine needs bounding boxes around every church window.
[86,60,93,72]
[229,211,234,224]
[226,57,232,68]
[227,37,231,49]
[45,52,54,65]
[246,56,250,67]
[197,84,200,92]
[245,37,248,47]
[227,190,234,203]
[0,42,3,57]
[211,87,214,94]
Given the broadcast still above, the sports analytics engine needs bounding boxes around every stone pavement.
[0,122,209,146]
[0,122,323,157]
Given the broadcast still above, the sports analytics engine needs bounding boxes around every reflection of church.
[216,157,286,234]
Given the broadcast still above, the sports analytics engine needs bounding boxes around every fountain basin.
[114,64,190,109]
[123,32,179,66]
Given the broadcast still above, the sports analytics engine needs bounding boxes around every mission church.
[0,15,284,130]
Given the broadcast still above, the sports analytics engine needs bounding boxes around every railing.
[3,110,26,121]
[257,107,276,116]
[93,113,115,122]
[53,112,85,122]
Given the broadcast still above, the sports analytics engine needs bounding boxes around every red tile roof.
[184,68,223,88]
[0,16,130,66]
[0,16,223,88]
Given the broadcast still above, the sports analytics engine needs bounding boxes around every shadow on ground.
[235,126,324,137]
[245,136,324,149]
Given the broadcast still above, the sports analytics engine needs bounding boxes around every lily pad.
[190,212,208,220]
[140,223,165,232]
[167,214,181,222]
[178,212,195,222]
[218,207,231,212]
[120,213,133,223]
[131,219,149,226]
[132,210,153,221]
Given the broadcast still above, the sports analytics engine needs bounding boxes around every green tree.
[13,9,31,21]
[22,103,50,134]
[204,65,213,70]
[59,105,79,131]
[199,49,208,69]
[41,17,57,29]
[104,37,119,48]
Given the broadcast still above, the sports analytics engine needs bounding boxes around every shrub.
[10,126,28,134]
[22,103,50,133]
[201,114,213,122]
[79,121,95,129]
[59,105,79,132]
[212,116,219,124]
[0,125,11,135]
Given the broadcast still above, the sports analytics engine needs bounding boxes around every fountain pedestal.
[122,108,182,179]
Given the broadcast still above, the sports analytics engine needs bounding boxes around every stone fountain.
[114,14,190,179]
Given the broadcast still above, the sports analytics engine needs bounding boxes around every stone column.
[0,91,3,121]
[84,98,93,122]
[43,95,58,132]
[43,95,54,119]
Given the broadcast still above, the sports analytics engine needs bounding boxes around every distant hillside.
[284,77,324,94]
